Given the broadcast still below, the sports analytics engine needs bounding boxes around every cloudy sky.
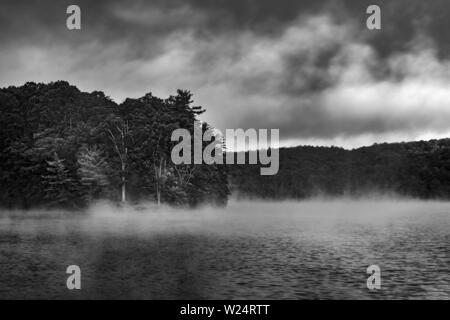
[2,0,450,149]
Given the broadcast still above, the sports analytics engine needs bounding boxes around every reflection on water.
[0,200,449,299]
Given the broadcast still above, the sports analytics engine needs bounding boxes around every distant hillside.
[228,139,450,199]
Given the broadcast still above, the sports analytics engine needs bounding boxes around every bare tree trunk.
[154,158,166,206]
[121,163,126,203]
[107,121,130,204]
[154,163,160,206]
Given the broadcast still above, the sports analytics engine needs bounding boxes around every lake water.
[0,200,449,299]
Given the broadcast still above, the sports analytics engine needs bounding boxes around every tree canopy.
[229,140,450,200]
[0,81,229,209]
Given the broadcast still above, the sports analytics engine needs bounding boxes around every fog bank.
[1,199,449,238]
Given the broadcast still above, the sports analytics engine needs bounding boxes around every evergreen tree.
[77,145,111,203]
[42,154,79,208]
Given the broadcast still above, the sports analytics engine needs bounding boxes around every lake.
[0,200,449,299]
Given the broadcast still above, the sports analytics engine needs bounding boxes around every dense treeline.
[0,81,229,209]
[3,82,449,209]
[229,140,450,199]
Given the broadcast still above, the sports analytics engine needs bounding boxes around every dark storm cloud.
[3,0,449,56]
[2,0,450,148]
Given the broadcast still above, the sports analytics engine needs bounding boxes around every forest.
[2,81,450,209]
[228,140,450,200]
[0,81,229,209]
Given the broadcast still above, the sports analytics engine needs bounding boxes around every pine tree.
[42,154,77,207]
[77,145,111,203]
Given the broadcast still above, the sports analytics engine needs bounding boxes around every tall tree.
[77,145,111,202]
[106,119,131,203]
[42,154,78,208]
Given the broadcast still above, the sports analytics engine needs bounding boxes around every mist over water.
[0,199,449,299]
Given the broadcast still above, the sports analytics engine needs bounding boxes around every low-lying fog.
[1,198,449,237]
[0,199,449,299]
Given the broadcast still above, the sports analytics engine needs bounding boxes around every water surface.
[0,200,449,299]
